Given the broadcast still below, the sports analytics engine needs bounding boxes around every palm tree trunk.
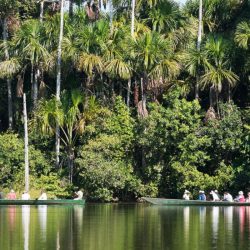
[131,0,136,37]
[127,78,131,107]
[99,0,104,11]
[3,17,13,130]
[55,0,65,167]
[108,0,113,30]
[69,0,73,17]
[209,86,213,107]
[33,67,39,108]
[228,83,231,103]
[216,90,220,118]
[195,0,202,100]
[40,0,44,22]
[23,93,29,192]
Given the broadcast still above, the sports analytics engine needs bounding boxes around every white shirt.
[211,192,220,201]
[74,190,83,200]
[223,193,233,202]
[21,193,30,200]
[183,193,190,200]
[38,193,47,200]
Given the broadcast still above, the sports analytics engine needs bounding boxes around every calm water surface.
[0,204,250,250]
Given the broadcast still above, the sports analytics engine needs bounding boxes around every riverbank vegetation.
[0,0,250,201]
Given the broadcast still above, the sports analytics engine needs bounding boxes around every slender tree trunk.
[195,0,202,100]
[69,0,73,17]
[209,86,213,107]
[23,93,29,192]
[99,0,104,11]
[3,17,13,130]
[127,78,131,107]
[108,0,113,30]
[33,67,39,108]
[141,77,146,111]
[131,0,136,37]
[55,0,65,167]
[228,83,231,103]
[68,149,74,183]
[119,81,122,96]
[40,1,44,22]
[216,90,220,118]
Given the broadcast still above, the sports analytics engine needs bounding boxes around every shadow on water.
[1,204,250,250]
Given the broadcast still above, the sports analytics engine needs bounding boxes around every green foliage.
[33,174,72,198]
[0,133,50,187]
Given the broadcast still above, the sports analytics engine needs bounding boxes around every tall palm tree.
[0,0,19,129]
[195,0,202,99]
[200,36,238,111]
[56,0,65,167]
[13,19,50,107]
[235,21,250,50]
[34,89,99,182]
[133,31,180,114]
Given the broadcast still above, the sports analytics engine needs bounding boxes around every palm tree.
[148,0,181,33]
[0,0,19,129]
[13,19,50,107]
[200,36,238,112]
[196,0,202,99]
[56,0,65,167]
[235,21,250,50]
[34,89,99,182]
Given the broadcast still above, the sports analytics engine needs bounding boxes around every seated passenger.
[7,189,16,200]
[183,190,191,200]
[21,191,30,200]
[74,190,83,200]
[0,190,4,199]
[38,190,47,200]
[214,190,221,200]
[210,190,220,201]
[234,191,245,202]
[222,192,233,202]
[246,192,250,202]
[198,191,206,201]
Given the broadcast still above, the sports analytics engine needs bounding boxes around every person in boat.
[21,191,30,200]
[245,192,250,202]
[38,190,47,200]
[74,190,83,200]
[222,192,233,202]
[214,190,221,200]
[183,190,191,200]
[0,190,4,199]
[210,190,220,201]
[7,189,16,200]
[234,191,245,202]
[198,191,206,200]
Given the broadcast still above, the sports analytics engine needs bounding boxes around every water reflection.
[8,206,16,231]
[183,206,190,241]
[224,206,233,238]
[22,205,30,250]
[38,205,47,241]
[2,204,250,250]
[211,206,219,241]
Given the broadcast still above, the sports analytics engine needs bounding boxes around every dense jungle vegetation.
[0,0,250,201]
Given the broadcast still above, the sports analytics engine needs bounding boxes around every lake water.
[1,204,250,250]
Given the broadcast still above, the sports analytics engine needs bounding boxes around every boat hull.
[0,199,85,205]
[142,197,250,206]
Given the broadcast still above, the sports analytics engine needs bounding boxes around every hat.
[199,190,204,193]
[214,190,218,193]
[184,190,190,194]
[238,191,243,195]
[11,189,14,193]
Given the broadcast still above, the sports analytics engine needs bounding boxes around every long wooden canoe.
[142,197,250,206]
[0,199,85,205]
